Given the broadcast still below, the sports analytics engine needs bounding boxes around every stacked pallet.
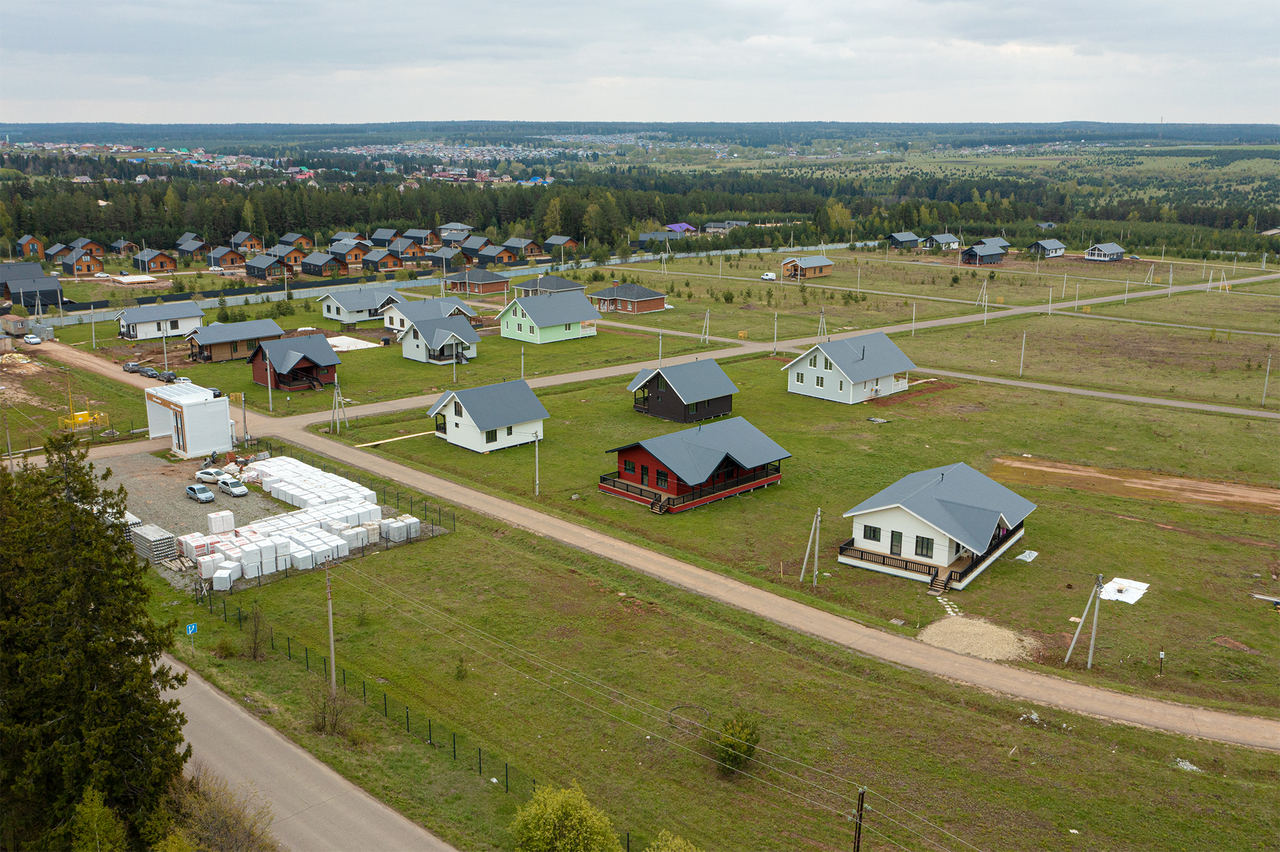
[207,510,235,535]
[132,524,177,564]
[246,457,376,509]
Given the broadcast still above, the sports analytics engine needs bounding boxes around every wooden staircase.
[927,573,949,596]
[649,496,669,515]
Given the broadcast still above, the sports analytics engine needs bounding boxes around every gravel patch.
[917,615,1038,661]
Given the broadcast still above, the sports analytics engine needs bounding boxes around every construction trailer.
[144,384,235,459]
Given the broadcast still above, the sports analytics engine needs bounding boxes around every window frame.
[915,536,934,559]
[890,531,903,556]
[485,429,498,444]
[863,525,881,542]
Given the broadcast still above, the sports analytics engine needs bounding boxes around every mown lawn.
[1086,288,1280,335]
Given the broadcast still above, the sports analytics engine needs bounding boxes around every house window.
[915,536,934,559]
[624,460,635,474]
[231,341,238,354]
[485,429,498,444]
[517,323,523,332]
[564,324,571,331]
[400,318,405,328]
[155,322,162,331]
[795,372,804,384]
[863,525,880,542]
[815,376,824,388]
[412,328,419,340]
[506,426,513,436]
[808,355,818,368]
[326,304,332,314]
[170,320,179,330]
[453,401,462,417]
[824,357,832,371]
[687,403,697,416]
[656,377,666,391]
[839,381,844,392]
[656,470,668,489]
[890,531,903,557]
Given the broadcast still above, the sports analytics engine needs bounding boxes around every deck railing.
[836,543,936,577]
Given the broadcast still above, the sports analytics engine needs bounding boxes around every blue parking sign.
[186,623,197,635]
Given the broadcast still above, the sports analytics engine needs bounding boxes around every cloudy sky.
[3,1,1275,125]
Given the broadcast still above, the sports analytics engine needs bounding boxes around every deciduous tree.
[510,782,623,852]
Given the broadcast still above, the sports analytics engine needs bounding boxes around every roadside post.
[186,622,197,651]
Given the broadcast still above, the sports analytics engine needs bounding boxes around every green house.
[497,291,601,344]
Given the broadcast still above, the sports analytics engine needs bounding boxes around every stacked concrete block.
[207,511,235,535]
[212,569,234,591]
[132,524,177,563]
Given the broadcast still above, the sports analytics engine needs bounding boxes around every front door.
[641,465,649,487]
[890,531,902,557]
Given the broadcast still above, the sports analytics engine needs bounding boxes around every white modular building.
[144,384,235,459]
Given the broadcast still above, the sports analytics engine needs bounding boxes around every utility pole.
[1064,574,1105,669]
[1262,356,1271,407]
[1,388,12,473]
[521,346,525,380]
[658,332,662,367]
[798,508,821,590]
[326,568,337,696]
[852,787,866,852]
[534,430,540,497]
[266,356,274,412]
[773,312,777,355]
[1019,331,1026,377]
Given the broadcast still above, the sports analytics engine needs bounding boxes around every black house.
[626,359,739,423]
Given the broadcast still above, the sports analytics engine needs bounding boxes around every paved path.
[165,654,456,852]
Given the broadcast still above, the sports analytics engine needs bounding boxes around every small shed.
[588,281,666,314]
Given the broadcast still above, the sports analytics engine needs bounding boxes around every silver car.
[218,479,249,497]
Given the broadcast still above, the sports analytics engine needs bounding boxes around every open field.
[896,313,1277,410]
[1086,288,1280,334]
[147,512,1280,852]
[319,356,1279,712]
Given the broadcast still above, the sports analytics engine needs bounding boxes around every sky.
[3,0,1276,125]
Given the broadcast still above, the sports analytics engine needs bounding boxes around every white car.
[218,479,249,497]
[94,271,111,278]
[195,468,235,484]
[760,272,776,281]
[22,334,41,345]
[208,265,223,272]
[174,376,192,384]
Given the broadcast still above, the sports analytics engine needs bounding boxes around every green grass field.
[0,353,149,452]
[896,313,1277,410]
[319,355,1279,712]
[148,506,1280,852]
[1086,289,1280,334]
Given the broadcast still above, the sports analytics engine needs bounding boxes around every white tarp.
[326,335,379,352]
[1015,550,1039,562]
[1101,577,1149,604]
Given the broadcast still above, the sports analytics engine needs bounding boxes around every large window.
[656,376,666,391]
[890,531,903,557]
[687,403,697,415]
[823,357,832,371]
[624,460,635,474]
[485,429,498,444]
[863,525,880,542]
[914,536,934,559]
[656,470,668,488]
[808,354,818,368]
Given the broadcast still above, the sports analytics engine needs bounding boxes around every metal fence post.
[222,600,227,622]
[478,748,482,776]
[505,763,509,793]
[452,733,456,760]
[237,607,242,629]
[383,692,387,717]
[287,636,291,659]
[305,647,309,671]
[428,719,432,744]
[362,680,366,703]
[270,628,274,650]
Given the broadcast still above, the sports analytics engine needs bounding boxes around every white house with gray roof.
[316,287,404,323]
[497,291,600,344]
[1085,242,1126,262]
[382,296,477,333]
[781,333,915,404]
[397,314,480,365]
[1027,239,1066,259]
[426,380,548,452]
[839,462,1036,592]
[116,302,205,340]
[924,233,960,251]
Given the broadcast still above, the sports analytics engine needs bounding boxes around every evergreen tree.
[0,435,190,847]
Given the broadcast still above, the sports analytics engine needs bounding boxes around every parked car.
[139,367,160,379]
[22,334,41,345]
[174,376,192,384]
[1129,255,1141,260]
[218,479,248,497]
[208,387,222,398]
[185,484,215,503]
[123,362,141,373]
[159,371,177,383]
[94,271,111,278]
[207,265,223,273]
[760,272,776,281]
[195,468,234,484]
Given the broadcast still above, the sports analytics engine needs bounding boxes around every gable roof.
[135,248,174,263]
[427,380,548,431]
[438,222,472,232]
[178,232,198,244]
[1029,239,1066,251]
[928,233,959,244]
[364,248,393,263]
[781,333,916,383]
[544,235,575,246]
[392,296,477,323]
[1089,242,1126,254]
[231,230,254,243]
[404,228,432,240]
[253,334,341,373]
[627,359,738,404]
[319,286,403,312]
[502,291,601,327]
[890,231,920,242]
[607,417,790,486]
[389,237,417,252]
[978,237,1010,249]
[188,318,284,346]
[589,281,664,302]
[371,228,399,241]
[478,245,511,258]
[266,243,301,257]
[209,246,241,260]
[111,239,137,250]
[519,274,584,294]
[246,254,285,271]
[5,276,62,296]
[503,237,537,250]
[0,262,45,284]
[64,248,95,264]
[331,231,363,242]
[301,251,338,266]
[70,237,102,250]
[178,239,208,252]
[400,313,481,349]
[17,235,38,246]
[329,239,366,254]
[445,268,506,285]
[784,255,833,269]
[117,302,205,324]
[963,244,1005,259]
[842,462,1036,554]
[280,232,305,243]
[461,235,491,250]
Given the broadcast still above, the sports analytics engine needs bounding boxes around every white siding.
[125,315,202,341]
[442,398,541,453]
[845,506,956,570]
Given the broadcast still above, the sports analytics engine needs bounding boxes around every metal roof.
[519,274,584,294]
[590,281,664,302]
[544,235,575,246]
[784,256,833,269]
[134,249,172,262]
[427,380,548,431]
[117,302,205,324]
[607,417,790,486]
[280,232,304,243]
[331,231,363,242]
[188,318,284,346]
[842,462,1036,555]
[891,232,920,242]
[479,245,509,257]
[781,333,915,384]
[70,237,100,249]
[502,291,601,327]
[363,249,393,263]
[404,228,432,240]
[301,251,338,267]
[246,254,284,270]
[978,237,1010,249]
[389,237,416,252]
[254,334,341,373]
[266,244,298,257]
[963,244,1005,258]
[110,239,136,250]
[627,359,738,403]
[929,233,959,244]
[392,297,476,323]
[209,246,241,260]
[371,228,399,240]
[503,237,536,250]
[461,235,491,250]
[231,230,253,243]
[445,268,506,284]
[178,239,207,253]
[399,313,480,349]
[64,249,93,264]
[5,277,62,294]
[320,287,403,312]
[1029,239,1066,251]
[438,222,472,232]
[0,262,44,284]
[1089,242,1126,254]
[432,247,463,259]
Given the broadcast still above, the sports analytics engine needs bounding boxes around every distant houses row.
[887,231,1127,264]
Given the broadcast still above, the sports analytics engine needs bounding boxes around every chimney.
[861,345,865,360]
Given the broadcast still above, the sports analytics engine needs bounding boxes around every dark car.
[139,367,160,379]
[159,371,177,383]
[123,362,141,373]
[208,388,222,398]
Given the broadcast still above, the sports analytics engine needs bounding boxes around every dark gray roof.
[364,249,393,263]
[427,380,548,431]
[544,235,574,247]
[178,239,207,253]
[44,244,67,257]
[785,256,833,269]
[280,232,305,243]
[589,282,664,302]
[1090,242,1125,254]
[320,287,403,312]
[117,302,205,324]
[445,268,506,284]
[246,254,284,270]
[503,291,601,327]
[331,231,362,242]
[17,235,38,245]
[400,313,481,349]
[503,237,536,250]
[0,262,45,284]
[928,233,959,244]
[478,245,509,258]
[438,222,472,233]
[519,274,585,294]
[978,237,1010,249]
[372,228,399,241]
[6,277,62,296]
[266,244,297,257]
[111,239,135,250]
[393,297,476,323]
[178,232,198,244]
[134,248,173,262]
[404,228,432,240]
[188,318,283,346]
[71,237,101,249]
[891,232,920,242]
[627,359,738,403]
[461,235,491,250]
[963,244,1005,258]
[208,246,238,262]
[842,462,1036,554]
[432,247,463,260]
[231,231,253,243]
[782,333,915,383]
[64,249,93,264]
[1029,239,1066,251]
[329,239,363,254]
[608,417,790,486]
[254,334,341,373]
[301,251,338,266]
[389,237,416,253]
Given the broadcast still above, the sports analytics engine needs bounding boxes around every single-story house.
[889,232,921,249]
[961,244,1005,266]
[1027,239,1066,259]
[428,247,466,270]
[144,383,234,460]
[62,249,104,276]
[0,262,45,286]
[588,281,666,314]
[134,249,177,272]
[248,334,341,389]
[110,239,140,255]
[782,256,834,280]
[266,244,308,267]
[330,231,365,244]
[426,379,548,453]
[403,228,437,247]
[117,302,204,340]
[978,237,1010,252]
[176,232,199,248]
[600,417,790,514]
[4,277,63,311]
[627,359,738,422]
[445,268,507,295]
[362,248,402,272]
[782,333,916,404]
[370,228,400,247]
[665,223,696,236]
[513,274,585,298]
[230,231,263,253]
[382,296,478,332]
[437,222,473,235]
[187,318,285,362]
[459,235,493,259]
[45,243,72,262]
[838,462,1036,593]
[329,239,370,266]
[544,235,578,253]
[636,232,676,250]
[1086,242,1126,262]
[70,238,106,257]
[1036,222,1057,230]
[388,237,425,260]
[245,254,289,280]
[497,291,600,344]
[439,230,470,248]
[209,246,246,267]
[177,239,210,259]
[398,313,481,365]
[477,244,518,266]
[316,287,403,323]
[300,251,346,277]
[924,233,960,251]
[279,232,314,249]
[17,235,43,258]
[503,237,541,257]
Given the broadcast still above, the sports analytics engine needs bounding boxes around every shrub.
[713,709,760,774]
[307,679,357,737]
[510,782,623,852]
[169,760,276,852]
[646,831,702,852]
[722,290,734,304]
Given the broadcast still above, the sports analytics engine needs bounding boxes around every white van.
[760,272,776,281]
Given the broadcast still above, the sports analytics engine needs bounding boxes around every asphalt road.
[166,654,456,852]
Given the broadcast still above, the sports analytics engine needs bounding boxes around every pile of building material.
[132,524,177,564]
[207,510,235,535]
[245,456,376,509]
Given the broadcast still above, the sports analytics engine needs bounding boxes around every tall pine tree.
[1,435,190,847]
